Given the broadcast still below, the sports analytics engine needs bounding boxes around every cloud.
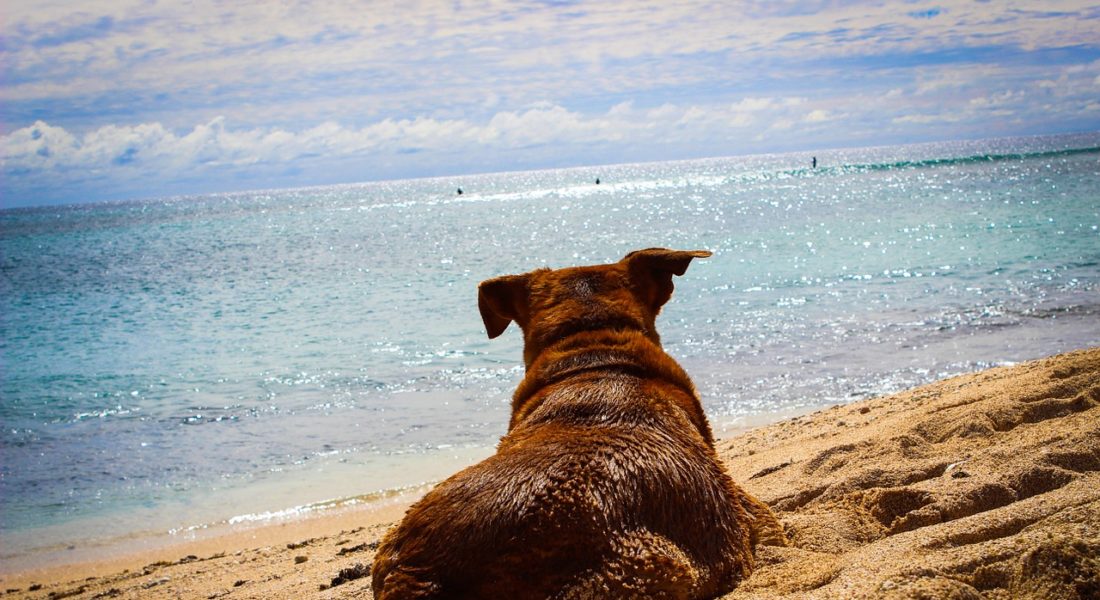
[480,105,601,146]
[0,95,843,204]
[2,96,835,174]
[0,104,658,176]
[5,48,1100,207]
[1,116,475,175]
[4,0,1099,131]
[891,113,964,125]
[2,0,1100,206]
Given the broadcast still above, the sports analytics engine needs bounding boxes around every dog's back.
[372,249,783,599]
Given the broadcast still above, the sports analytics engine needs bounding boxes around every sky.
[2,1,1099,208]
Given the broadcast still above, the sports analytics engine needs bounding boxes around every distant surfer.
[812,157,817,169]
[457,188,463,195]
[595,177,600,185]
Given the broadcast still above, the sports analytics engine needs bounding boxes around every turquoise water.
[2,133,1099,564]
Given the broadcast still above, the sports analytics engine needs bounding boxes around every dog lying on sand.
[372,248,785,599]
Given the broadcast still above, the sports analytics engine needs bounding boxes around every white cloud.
[915,67,991,96]
[673,97,814,130]
[968,90,1023,108]
[0,94,848,188]
[3,0,1100,205]
[4,0,1097,131]
[769,119,795,131]
[1,115,488,176]
[892,113,964,125]
[732,97,778,112]
[480,106,597,146]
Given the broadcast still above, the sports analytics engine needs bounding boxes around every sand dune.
[4,347,1097,599]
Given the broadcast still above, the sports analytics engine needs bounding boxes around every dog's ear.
[623,248,712,311]
[478,274,530,339]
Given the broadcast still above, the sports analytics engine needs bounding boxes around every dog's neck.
[509,328,713,445]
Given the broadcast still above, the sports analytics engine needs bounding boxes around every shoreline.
[2,347,1097,598]
[0,444,501,575]
[0,415,768,591]
[0,390,995,578]
[0,489,417,592]
[0,412,772,580]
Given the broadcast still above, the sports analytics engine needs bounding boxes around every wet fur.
[372,249,784,599]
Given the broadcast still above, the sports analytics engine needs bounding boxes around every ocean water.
[2,133,1099,567]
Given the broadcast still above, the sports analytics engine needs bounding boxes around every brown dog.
[371,248,784,599]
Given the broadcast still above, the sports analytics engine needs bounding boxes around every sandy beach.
[3,347,1097,599]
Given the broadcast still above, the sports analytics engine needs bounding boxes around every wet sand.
[3,347,1097,599]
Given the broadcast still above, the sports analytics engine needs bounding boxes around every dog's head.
[478,248,711,366]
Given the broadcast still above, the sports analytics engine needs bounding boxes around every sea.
[2,132,1099,570]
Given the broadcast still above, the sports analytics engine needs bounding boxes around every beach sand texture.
[3,347,1097,599]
